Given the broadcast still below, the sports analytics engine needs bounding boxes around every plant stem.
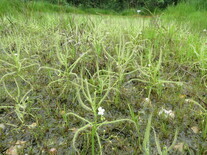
[91,124,97,155]
[92,109,98,155]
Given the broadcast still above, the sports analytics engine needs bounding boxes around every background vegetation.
[0,0,207,154]
[10,0,181,12]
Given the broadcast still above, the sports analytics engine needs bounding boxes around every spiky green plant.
[66,66,137,154]
[153,127,178,155]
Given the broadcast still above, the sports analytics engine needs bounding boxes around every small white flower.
[49,148,57,154]
[185,99,190,103]
[203,29,207,32]
[137,10,141,13]
[169,111,175,118]
[158,108,175,118]
[98,107,105,115]
[148,64,151,67]
[145,98,150,102]
[143,98,152,107]
[28,123,37,129]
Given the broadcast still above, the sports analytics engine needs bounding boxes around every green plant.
[128,104,141,149]
[153,127,178,155]
[104,38,137,104]
[142,114,179,155]
[0,1,207,153]
[1,78,33,123]
[185,99,207,139]
[0,47,37,123]
[38,51,88,97]
[192,44,207,75]
[66,68,137,154]
[0,49,38,83]
[127,47,182,98]
[143,114,152,155]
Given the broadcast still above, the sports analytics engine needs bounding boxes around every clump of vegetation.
[30,0,181,11]
[0,0,207,154]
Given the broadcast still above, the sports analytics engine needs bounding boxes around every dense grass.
[0,0,161,17]
[163,0,207,31]
[0,0,118,16]
[0,0,207,154]
[0,0,136,16]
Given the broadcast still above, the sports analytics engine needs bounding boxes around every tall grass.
[163,0,207,31]
[0,0,134,16]
[0,0,207,154]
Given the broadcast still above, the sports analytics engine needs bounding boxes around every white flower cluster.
[158,108,175,118]
[98,107,105,115]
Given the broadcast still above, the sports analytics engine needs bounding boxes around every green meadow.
[0,0,207,154]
